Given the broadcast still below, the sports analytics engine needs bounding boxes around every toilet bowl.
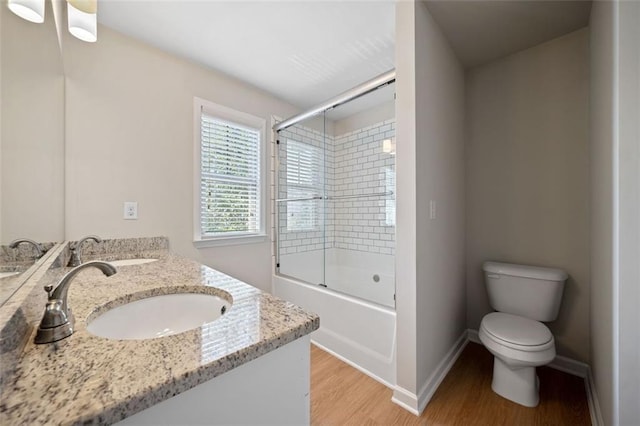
[479,312,556,407]
[480,261,567,407]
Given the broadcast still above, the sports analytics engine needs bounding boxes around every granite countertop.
[0,251,319,425]
[0,265,29,305]
[0,241,57,307]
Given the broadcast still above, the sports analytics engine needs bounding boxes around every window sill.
[193,234,269,248]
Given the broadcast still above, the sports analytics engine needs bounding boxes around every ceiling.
[98,1,591,114]
[424,0,592,68]
[98,1,395,111]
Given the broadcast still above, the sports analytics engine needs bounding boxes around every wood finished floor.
[311,342,591,425]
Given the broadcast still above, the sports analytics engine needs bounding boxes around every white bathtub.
[278,248,395,308]
[274,248,396,386]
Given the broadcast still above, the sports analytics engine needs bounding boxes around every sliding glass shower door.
[276,112,328,287]
[276,81,396,308]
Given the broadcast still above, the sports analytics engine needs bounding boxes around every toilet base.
[491,356,540,407]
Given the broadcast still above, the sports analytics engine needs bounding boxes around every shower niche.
[275,79,396,309]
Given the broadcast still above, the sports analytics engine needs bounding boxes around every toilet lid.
[482,312,552,346]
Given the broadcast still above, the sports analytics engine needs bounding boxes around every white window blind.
[286,139,323,232]
[200,114,261,237]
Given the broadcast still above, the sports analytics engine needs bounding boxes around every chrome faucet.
[68,235,102,267]
[34,261,117,344]
[9,238,44,259]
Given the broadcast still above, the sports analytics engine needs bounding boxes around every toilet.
[478,261,567,407]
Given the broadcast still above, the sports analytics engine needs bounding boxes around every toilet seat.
[480,312,554,351]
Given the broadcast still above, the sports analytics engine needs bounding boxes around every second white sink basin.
[108,258,158,267]
[87,293,231,340]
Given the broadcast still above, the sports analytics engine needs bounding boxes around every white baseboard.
[466,328,602,426]
[391,331,468,416]
[586,369,604,426]
[391,386,420,415]
[416,331,469,414]
[549,354,589,378]
[550,357,602,426]
[468,328,481,344]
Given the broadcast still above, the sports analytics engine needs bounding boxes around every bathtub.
[274,248,396,386]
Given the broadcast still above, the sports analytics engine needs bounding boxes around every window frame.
[193,97,268,248]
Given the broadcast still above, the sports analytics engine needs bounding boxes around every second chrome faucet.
[68,235,102,267]
[9,238,45,259]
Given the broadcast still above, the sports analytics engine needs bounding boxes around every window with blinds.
[195,98,265,244]
[286,139,323,232]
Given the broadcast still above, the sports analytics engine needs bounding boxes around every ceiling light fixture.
[67,0,97,43]
[7,0,45,23]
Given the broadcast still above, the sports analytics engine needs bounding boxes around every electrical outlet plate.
[124,201,138,220]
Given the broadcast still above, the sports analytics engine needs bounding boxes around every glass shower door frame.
[274,116,327,288]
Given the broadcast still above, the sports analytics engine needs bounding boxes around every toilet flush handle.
[487,273,501,279]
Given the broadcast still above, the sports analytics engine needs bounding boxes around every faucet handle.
[44,285,54,299]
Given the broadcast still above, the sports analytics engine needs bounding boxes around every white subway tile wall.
[333,119,395,255]
[275,119,395,256]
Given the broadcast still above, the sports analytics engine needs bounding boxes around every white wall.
[333,101,395,136]
[393,0,466,413]
[590,2,616,423]
[616,3,640,423]
[1,3,65,243]
[414,0,466,405]
[466,29,590,362]
[393,0,418,409]
[63,25,299,292]
[591,1,640,424]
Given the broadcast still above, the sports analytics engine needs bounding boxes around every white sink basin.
[108,258,158,267]
[87,293,231,340]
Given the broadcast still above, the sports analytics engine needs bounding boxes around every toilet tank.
[483,261,567,322]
